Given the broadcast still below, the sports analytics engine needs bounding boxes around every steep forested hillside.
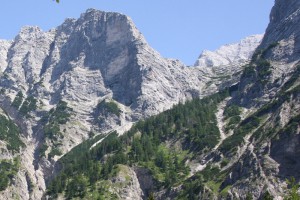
[46,90,231,199]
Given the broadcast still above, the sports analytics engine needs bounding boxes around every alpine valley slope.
[0,5,275,200]
[44,0,300,199]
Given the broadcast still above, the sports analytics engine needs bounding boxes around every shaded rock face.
[134,167,155,198]
[271,132,300,179]
[259,0,300,62]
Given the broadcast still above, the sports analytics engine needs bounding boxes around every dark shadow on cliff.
[270,132,300,181]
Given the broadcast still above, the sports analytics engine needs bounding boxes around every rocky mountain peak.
[18,26,42,36]
[75,8,146,45]
[194,34,263,68]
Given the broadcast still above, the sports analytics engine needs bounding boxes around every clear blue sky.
[0,0,274,65]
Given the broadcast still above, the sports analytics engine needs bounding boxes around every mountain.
[193,34,263,97]
[0,9,260,200]
[194,34,263,68]
[1,0,298,199]
[43,0,300,199]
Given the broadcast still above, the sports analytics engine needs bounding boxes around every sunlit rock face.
[0,8,264,200]
[194,34,263,68]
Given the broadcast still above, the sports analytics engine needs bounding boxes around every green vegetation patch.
[220,116,261,155]
[0,114,24,153]
[241,65,256,79]
[139,144,190,187]
[38,144,48,158]
[12,91,38,117]
[257,59,272,80]
[177,164,229,200]
[280,65,300,94]
[43,100,73,141]
[48,147,62,159]
[241,43,278,87]
[0,157,20,191]
[11,91,24,109]
[252,45,275,85]
[19,96,37,116]
[39,101,73,159]
[224,104,241,132]
[96,100,121,117]
[58,134,105,164]
[223,105,241,120]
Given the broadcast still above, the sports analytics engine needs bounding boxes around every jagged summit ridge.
[194,34,263,68]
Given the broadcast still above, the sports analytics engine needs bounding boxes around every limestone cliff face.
[0,40,11,72]
[0,9,259,200]
[259,0,300,62]
[0,6,272,199]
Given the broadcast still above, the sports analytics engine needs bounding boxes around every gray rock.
[195,34,263,68]
[0,9,263,200]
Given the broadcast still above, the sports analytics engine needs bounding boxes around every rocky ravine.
[0,9,262,200]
